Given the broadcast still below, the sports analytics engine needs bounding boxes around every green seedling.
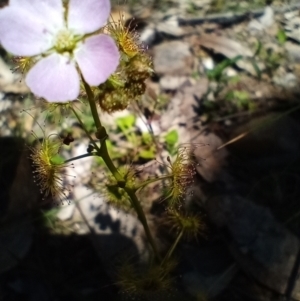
[164,129,179,156]
[225,90,252,109]
[206,55,242,82]
[277,28,287,45]
[116,114,137,145]
[140,132,156,159]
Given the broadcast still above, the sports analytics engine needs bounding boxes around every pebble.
[139,25,157,46]
[153,41,193,76]
[273,72,298,88]
[159,75,189,90]
[285,42,300,63]
[156,16,185,37]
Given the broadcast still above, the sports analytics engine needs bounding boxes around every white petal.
[75,34,120,86]
[10,0,64,32]
[0,6,54,56]
[68,0,110,34]
[26,53,80,102]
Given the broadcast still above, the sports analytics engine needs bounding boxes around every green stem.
[82,75,102,130]
[64,153,97,164]
[124,187,161,262]
[161,228,184,267]
[135,175,173,192]
[82,79,161,262]
[100,140,161,261]
[99,139,124,185]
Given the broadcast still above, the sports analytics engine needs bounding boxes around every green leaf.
[253,40,262,58]
[139,148,156,159]
[82,115,95,133]
[226,90,250,108]
[235,91,249,105]
[50,154,64,165]
[277,28,287,45]
[207,55,242,81]
[250,59,262,79]
[164,130,178,146]
[116,114,136,130]
[142,132,152,145]
[106,140,123,160]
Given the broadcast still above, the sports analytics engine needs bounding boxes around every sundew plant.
[0,0,203,297]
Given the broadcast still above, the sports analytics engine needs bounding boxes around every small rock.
[248,19,265,32]
[139,25,157,46]
[259,6,274,28]
[284,10,299,20]
[159,78,208,144]
[284,16,300,43]
[285,42,300,62]
[224,67,238,77]
[153,41,193,76]
[224,119,232,127]
[201,57,215,71]
[248,6,274,31]
[273,72,298,88]
[156,16,184,37]
[159,75,189,90]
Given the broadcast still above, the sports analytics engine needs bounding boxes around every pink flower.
[0,0,120,102]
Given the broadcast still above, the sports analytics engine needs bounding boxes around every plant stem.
[82,76,102,130]
[64,152,97,164]
[100,137,161,261]
[99,138,124,185]
[125,187,161,261]
[99,138,161,261]
[161,228,184,267]
[135,175,173,192]
[82,79,161,262]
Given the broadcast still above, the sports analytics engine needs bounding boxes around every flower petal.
[26,53,80,102]
[68,0,110,34]
[75,34,120,86]
[9,0,64,32]
[0,5,57,56]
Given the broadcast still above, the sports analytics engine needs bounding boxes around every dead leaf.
[197,34,253,58]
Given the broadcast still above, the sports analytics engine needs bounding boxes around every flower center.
[54,29,77,53]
